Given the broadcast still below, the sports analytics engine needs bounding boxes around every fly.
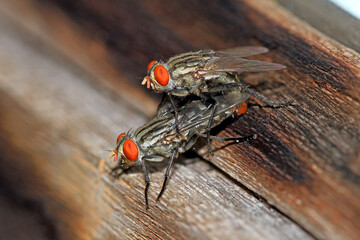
[142,46,292,153]
[108,89,254,209]
[142,46,288,103]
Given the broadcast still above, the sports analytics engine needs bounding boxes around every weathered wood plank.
[203,2,360,240]
[0,0,359,239]
[0,14,313,240]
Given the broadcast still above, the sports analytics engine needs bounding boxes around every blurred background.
[330,0,360,19]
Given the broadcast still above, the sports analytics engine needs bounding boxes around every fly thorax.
[140,136,162,149]
[172,64,198,78]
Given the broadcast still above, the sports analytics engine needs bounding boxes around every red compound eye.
[154,65,169,86]
[123,139,138,161]
[147,60,156,72]
[116,133,126,144]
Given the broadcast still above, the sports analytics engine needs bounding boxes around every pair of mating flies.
[109,46,290,209]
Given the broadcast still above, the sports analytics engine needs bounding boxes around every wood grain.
[0,16,312,240]
[0,0,359,239]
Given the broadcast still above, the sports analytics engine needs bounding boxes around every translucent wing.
[207,46,284,73]
[166,46,284,76]
[167,46,269,69]
[215,46,268,57]
[201,57,286,73]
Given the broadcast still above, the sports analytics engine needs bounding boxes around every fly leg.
[167,93,181,135]
[199,93,218,156]
[156,93,170,115]
[157,93,181,134]
[236,81,293,107]
[209,79,293,107]
[206,103,218,156]
[140,159,151,210]
[157,147,178,202]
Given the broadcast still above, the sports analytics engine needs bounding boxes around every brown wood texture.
[0,13,312,240]
[0,0,359,239]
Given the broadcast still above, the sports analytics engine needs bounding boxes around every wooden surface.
[0,0,359,239]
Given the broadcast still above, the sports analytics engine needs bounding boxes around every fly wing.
[167,47,284,76]
[214,90,250,111]
[167,47,269,70]
[215,46,268,57]
[179,90,250,132]
[201,57,286,73]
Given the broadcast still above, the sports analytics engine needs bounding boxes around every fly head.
[109,132,141,168]
[142,60,174,92]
